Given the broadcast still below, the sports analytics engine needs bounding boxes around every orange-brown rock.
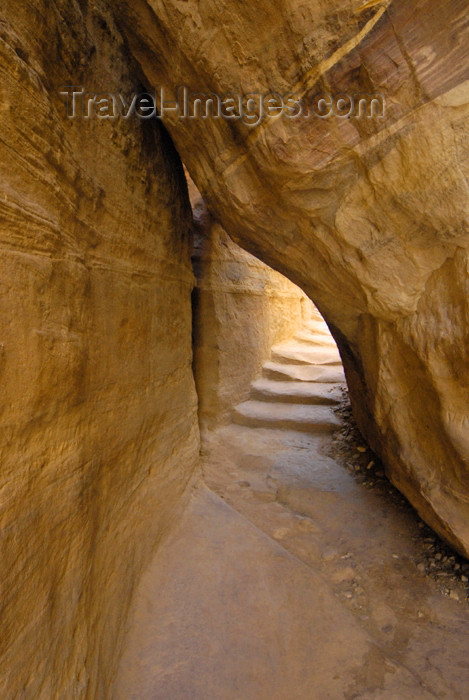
[0,2,198,698]
[1,0,469,696]
[115,0,469,555]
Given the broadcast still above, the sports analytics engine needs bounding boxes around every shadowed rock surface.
[0,2,198,697]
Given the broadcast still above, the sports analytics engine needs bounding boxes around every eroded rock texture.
[115,0,469,555]
[191,190,312,427]
[0,2,198,698]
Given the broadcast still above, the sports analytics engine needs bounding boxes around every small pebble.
[322,549,338,562]
[272,527,291,540]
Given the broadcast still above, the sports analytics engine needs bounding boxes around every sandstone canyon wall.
[1,0,469,695]
[191,194,312,427]
[0,2,199,698]
[115,0,469,556]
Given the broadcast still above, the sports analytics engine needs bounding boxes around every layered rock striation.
[0,2,199,698]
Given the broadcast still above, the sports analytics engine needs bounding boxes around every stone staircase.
[233,315,345,433]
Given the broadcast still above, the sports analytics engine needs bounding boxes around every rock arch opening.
[188,176,337,430]
[113,0,469,560]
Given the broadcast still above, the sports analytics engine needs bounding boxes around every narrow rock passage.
[114,315,469,699]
